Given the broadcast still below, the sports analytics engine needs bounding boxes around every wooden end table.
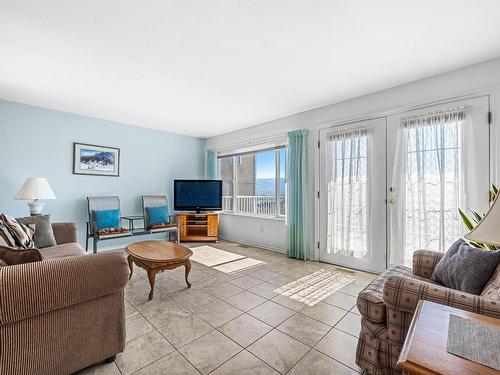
[397,300,500,375]
[125,240,192,300]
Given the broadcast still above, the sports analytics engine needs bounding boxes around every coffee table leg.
[127,256,134,280]
[185,260,192,288]
[147,269,157,300]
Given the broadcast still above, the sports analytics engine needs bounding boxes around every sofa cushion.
[39,243,87,260]
[431,239,500,295]
[481,263,500,301]
[357,265,437,324]
[0,245,42,265]
[0,214,35,248]
[146,206,169,226]
[17,214,57,248]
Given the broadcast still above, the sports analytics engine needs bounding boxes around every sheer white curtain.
[327,126,372,258]
[389,108,471,267]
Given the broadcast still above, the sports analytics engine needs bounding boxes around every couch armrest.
[383,275,500,319]
[51,222,78,244]
[0,252,128,325]
[412,250,444,279]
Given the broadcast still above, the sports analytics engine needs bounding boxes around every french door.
[387,97,490,267]
[318,118,387,273]
[318,96,490,273]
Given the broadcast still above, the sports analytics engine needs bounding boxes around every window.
[218,147,286,217]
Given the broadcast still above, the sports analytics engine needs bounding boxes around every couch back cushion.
[481,263,500,301]
[17,215,57,248]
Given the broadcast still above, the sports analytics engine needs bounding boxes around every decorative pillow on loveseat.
[0,214,36,249]
[17,214,57,248]
[0,245,42,265]
[431,239,500,295]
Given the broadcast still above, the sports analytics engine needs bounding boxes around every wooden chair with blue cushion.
[142,195,179,243]
[87,196,132,253]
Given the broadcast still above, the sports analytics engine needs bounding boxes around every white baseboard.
[219,235,287,254]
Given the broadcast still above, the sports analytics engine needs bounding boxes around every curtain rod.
[401,106,470,123]
[214,133,287,153]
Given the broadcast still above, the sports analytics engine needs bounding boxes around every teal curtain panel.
[206,149,217,179]
[286,129,309,260]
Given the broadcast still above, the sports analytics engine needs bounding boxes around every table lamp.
[15,177,56,216]
[464,194,500,246]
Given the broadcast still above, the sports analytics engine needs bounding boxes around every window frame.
[218,146,286,219]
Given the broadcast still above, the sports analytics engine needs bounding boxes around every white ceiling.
[1,1,500,138]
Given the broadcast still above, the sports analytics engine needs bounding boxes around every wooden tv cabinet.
[177,213,219,242]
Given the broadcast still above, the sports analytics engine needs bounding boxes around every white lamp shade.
[465,194,500,246]
[15,178,56,200]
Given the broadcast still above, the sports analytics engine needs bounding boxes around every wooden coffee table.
[125,240,192,300]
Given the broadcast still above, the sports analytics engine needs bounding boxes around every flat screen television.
[174,179,222,212]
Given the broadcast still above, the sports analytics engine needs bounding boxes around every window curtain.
[286,129,309,260]
[389,108,471,267]
[327,127,372,258]
[206,149,217,179]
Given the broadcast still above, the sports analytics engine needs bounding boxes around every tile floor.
[78,240,376,375]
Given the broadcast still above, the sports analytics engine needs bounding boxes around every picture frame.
[73,142,120,177]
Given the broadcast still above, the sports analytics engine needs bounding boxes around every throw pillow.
[17,215,57,248]
[92,209,120,230]
[431,239,500,295]
[0,214,35,249]
[0,219,18,247]
[0,245,42,265]
[146,206,169,226]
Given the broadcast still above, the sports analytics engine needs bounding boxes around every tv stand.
[177,213,219,242]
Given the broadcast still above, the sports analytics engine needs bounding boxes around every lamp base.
[28,200,45,216]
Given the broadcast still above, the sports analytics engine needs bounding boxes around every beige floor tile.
[116,330,175,375]
[218,314,272,347]
[267,275,297,287]
[196,299,243,327]
[225,291,267,311]
[135,294,192,328]
[248,301,296,327]
[322,292,357,311]
[169,288,220,312]
[229,275,264,289]
[248,329,310,374]
[277,313,330,346]
[76,361,121,375]
[301,302,347,326]
[337,282,366,297]
[154,275,193,295]
[125,310,154,342]
[133,350,199,375]
[179,330,242,375]
[247,268,280,281]
[335,312,361,337]
[210,350,280,375]
[350,305,361,316]
[158,314,213,348]
[315,328,361,372]
[201,279,244,299]
[249,282,281,299]
[271,294,307,311]
[288,349,358,375]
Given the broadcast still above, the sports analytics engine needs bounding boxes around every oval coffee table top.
[125,240,192,262]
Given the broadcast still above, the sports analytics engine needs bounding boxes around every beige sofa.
[0,223,129,375]
[355,250,500,375]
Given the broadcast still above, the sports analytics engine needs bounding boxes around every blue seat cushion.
[146,206,169,226]
[92,209,120,230]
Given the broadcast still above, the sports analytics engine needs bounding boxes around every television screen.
[174,180,222,212]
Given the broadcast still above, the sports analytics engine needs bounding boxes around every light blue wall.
[0,100,205,249]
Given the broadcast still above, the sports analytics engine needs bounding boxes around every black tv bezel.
[173,179,223,212]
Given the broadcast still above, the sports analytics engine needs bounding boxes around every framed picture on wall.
[73,143,120,177]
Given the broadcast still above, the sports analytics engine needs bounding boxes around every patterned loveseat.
[355,250,500,375]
